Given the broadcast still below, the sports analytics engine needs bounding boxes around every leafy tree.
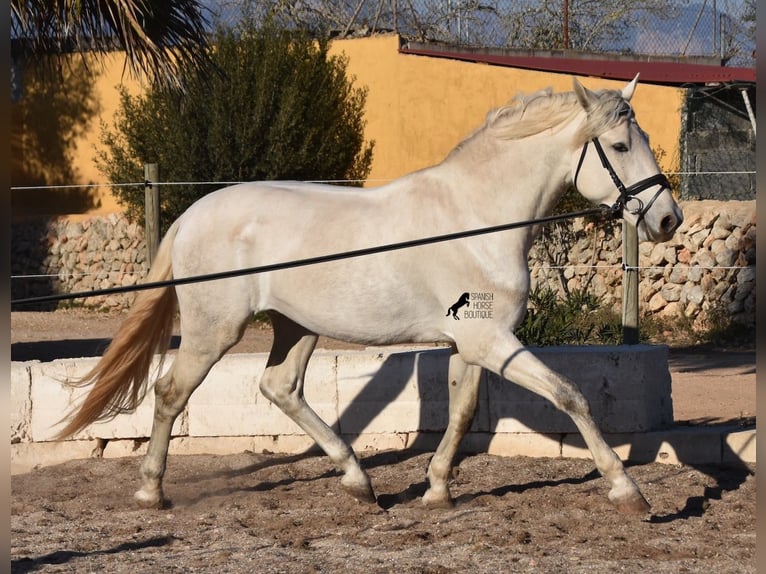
[97,21,374,232]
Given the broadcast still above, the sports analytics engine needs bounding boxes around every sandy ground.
[10,310,756,573]
[11,451,756,573]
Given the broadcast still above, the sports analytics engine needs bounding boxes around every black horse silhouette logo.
[446,292,470,320]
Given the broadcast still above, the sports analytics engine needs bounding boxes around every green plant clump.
[516,285,623,346]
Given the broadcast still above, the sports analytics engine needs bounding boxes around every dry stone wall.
[526,199,754,330]
[11,213,148,310]
[12,201,756,330]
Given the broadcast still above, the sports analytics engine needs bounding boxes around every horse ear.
[573,77,596,111]
[621,74,640,101]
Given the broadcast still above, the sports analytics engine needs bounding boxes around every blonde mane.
[467,85,631,150]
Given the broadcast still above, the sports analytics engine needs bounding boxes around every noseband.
[574,138,669,224]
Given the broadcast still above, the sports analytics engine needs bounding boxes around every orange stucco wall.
[11,35,684,218]
[335,35,684,184]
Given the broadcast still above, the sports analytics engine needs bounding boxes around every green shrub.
[97,20,374,234]
[516,285,623,346]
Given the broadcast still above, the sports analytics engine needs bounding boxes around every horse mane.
[449,85,631,159]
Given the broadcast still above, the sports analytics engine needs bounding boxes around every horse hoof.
[134,489,164,509]
[422,489,454,509]
[343,483,377,505]
[610,491,651,514]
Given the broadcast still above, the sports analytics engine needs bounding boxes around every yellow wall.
[332,35,684,184]
[11,35,684,218]
[11,52,144,218]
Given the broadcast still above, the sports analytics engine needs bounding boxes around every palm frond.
[11,0,214,89]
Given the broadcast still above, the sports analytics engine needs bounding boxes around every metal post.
[622,220,639,344]
[741,87,756,136]
[144,163,160,268]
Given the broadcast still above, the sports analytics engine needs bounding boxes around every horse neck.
[439,124,577,227]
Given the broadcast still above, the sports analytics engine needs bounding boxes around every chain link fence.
[206,0,755,68]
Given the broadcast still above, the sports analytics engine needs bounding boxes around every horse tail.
[56,220,182,439]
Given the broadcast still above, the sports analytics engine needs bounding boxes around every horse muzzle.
[635,192,683,243]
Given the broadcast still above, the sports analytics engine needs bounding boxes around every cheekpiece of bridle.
[574,137,670,224]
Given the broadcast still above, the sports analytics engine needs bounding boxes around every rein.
[12,206,613,307]
[574,137,669,224]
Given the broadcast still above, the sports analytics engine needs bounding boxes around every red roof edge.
[399,43,755,86]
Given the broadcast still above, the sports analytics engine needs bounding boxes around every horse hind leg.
[135,325,246,508]
[423,348,482,508]
[259,312,375,504]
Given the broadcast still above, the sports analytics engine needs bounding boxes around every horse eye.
[612,143,629,153]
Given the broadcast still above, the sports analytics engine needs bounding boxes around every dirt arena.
[10,310,757,573]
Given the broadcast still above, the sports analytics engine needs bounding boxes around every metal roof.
[400,42,756,86]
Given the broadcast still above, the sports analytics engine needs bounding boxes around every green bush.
[516,285,623,346]
[97,20,374,233]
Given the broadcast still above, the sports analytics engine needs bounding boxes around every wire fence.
[206,0,756,68]
[10,173,755,349]
[9,168,755,193]
[9,174,754,285]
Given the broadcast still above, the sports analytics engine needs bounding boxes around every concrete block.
[12,441,96,474]
[187,353,267,436]
[723,429,756,464]
[408,348,492,432]
[349,432,410,453]
[30,357,179,441]
[561,433,638,461]
[187,352,337,436]
[167,434,321,457]
[486,432,563,458]
[486,345,673,433]
[562,427,730,465]
[336,349,424,434]
[11,362,34,444]
[336,347,492,435]
[30,359,97,441]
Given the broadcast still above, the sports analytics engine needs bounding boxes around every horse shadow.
[10,536,174,574]
[323,347,754,518]
[176,346,752,519]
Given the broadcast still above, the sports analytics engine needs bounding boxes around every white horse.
[59,75,682,514]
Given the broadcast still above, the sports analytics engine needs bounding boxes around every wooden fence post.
[144,163,160,268]
[622,220,639,344]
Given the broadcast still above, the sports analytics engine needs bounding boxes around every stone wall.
[12,201,756,330]
[526,199,754,329]
[11,213,148,310]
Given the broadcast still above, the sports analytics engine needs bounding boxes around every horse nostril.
[661,215,677,234]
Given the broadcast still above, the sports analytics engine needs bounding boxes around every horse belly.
[260,258,444,345]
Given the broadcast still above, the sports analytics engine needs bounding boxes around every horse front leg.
[423,348,482,508]
[467,333,650,514]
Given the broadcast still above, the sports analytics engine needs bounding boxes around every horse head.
[571,74,683,242]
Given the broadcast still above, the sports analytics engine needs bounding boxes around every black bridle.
[574,137,670,224]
